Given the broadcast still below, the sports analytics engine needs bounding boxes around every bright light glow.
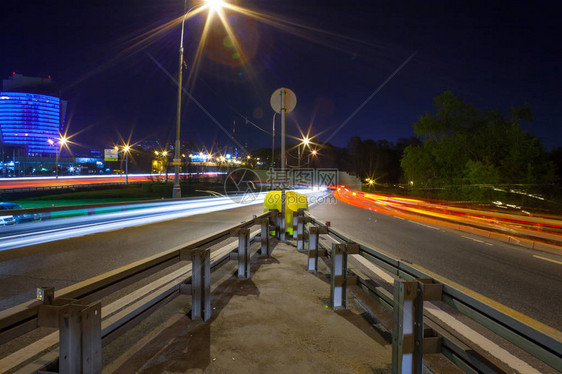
[301,137,310,146]
[123,145,130,153]
[59,136,68,146]
[114,146,119,151]
[155,151,159,155]
[47,139,54,145]
[163,151,168,156]
[312,150,317,156]
[205,0,225,12]
[0,189,324,251]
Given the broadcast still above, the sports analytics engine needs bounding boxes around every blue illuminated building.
[0,73,67,157]
[0,92,64,156]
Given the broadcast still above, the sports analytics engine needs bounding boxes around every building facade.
[0,73,67,157]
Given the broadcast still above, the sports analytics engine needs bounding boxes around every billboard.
[104,148,118,161]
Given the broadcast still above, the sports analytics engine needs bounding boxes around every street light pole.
[173,0,189,199]
[55,147,59,179]
[272,112,276,168]
[125,151,129,184]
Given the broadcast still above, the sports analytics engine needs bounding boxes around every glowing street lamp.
[298,136,311,168]
[173,0,226,198]
[308,149,318,167]
[121,145,131,184]
[48,135,67,179]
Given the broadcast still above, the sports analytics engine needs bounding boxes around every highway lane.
[0,203,265,310]
[1,193,560,331]
[0,195,269,250]
[309,197,562,330]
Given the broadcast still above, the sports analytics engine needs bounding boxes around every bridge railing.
[298,211,561,373]
[0,210,277,373]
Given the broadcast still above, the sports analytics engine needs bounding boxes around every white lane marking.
[462,235,493,246]
[425,303,541,374]
[533,255,562,265]
[411,221,440,230]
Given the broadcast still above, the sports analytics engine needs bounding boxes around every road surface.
[0,195,560,331]
[311,197,562,330]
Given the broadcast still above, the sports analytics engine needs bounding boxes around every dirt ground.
[104,240,393,373]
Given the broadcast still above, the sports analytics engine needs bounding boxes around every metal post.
[55,147,59,179]
[293,211,300,240]
[125,151,129,185]
[272,112,276,172]
[297,216,305,251]
[330,243,347,310]
[191,248,211,321]
[280,89,286,242]
[173,0,188,199]
[80,303,102,374]
[278,207,287,242]
[237,229,251,279]
[260,218,269,256]
[59,303,102,374]
[392,280,423,374]
[308,226,319,272]
[298,143,301,169]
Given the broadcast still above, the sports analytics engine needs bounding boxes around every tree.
[401,91,556,186]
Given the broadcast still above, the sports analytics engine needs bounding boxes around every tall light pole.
[174,0,225,198]
[123,145,130,184]
[272,112,276,168]
[173,0,188,198]
[49,135,67,179]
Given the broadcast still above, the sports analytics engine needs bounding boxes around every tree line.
[255,91,561,190]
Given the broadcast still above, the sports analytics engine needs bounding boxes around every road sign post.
[270,88,296,242]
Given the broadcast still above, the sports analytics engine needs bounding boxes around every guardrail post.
[308,227,319,272]
[237,228,251,279]
[59,302,102,374]
[296,217,305,251]
[292,210,302,240]
[191,248,211,321]
[330,243,347,310]
[392,280,423,374]
[279,211,286,242]
[260,218,270,256]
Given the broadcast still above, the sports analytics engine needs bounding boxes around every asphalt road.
[310,198,562,330]
[0,203,265,310]
[1,195,561,331]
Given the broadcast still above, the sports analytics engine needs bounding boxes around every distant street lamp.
[173,0,226,198]
[298,136,310,168]
[123,145,130,184]
[48,135,67,179]
[309,149,318,167]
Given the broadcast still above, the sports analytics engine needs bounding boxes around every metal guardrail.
[0,210,277,373]
[296,211,561,373]
[2,207,560,373]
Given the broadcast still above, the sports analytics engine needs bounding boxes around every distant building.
[0,73,67,156]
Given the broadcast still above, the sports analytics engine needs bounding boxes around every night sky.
[2,0,561,154]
